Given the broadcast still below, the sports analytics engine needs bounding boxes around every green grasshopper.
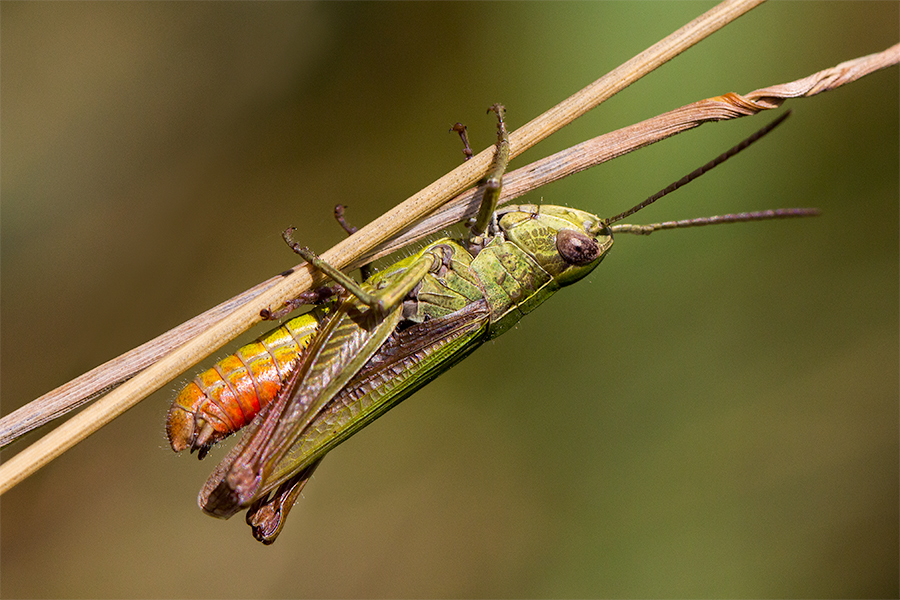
[194,106,817,543]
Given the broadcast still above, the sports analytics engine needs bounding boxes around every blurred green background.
[2,2,897,598]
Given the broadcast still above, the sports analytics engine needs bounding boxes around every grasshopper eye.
[556,229,602,266]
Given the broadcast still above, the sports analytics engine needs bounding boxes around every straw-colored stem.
[0,0,772,494]
[6,38,897,453]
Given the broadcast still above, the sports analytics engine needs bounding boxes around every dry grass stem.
[0,0,883,495]
[5,38,895,454]
[0,0,765,457]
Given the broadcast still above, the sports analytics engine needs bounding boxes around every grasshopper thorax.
[497,204,612,286]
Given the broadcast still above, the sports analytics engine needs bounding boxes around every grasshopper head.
[498,204,612,286]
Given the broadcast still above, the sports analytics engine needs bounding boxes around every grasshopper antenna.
[592,111,819,235]
[607,207,819,235]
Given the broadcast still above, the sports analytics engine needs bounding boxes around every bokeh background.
[2,2,897,598]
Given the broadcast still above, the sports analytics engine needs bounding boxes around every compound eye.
[556,229,602,266]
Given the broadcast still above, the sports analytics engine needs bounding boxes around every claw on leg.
[450,122,473,161]
[333,204,358,236]
[332,205,372,280]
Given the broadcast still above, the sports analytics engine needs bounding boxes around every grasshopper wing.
[238,299,492,543]
[200,293,404,517]
[265,298,492,488]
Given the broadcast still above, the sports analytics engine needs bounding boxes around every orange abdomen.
[166,312,324,454]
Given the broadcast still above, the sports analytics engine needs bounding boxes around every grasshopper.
[170,106,817,543]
